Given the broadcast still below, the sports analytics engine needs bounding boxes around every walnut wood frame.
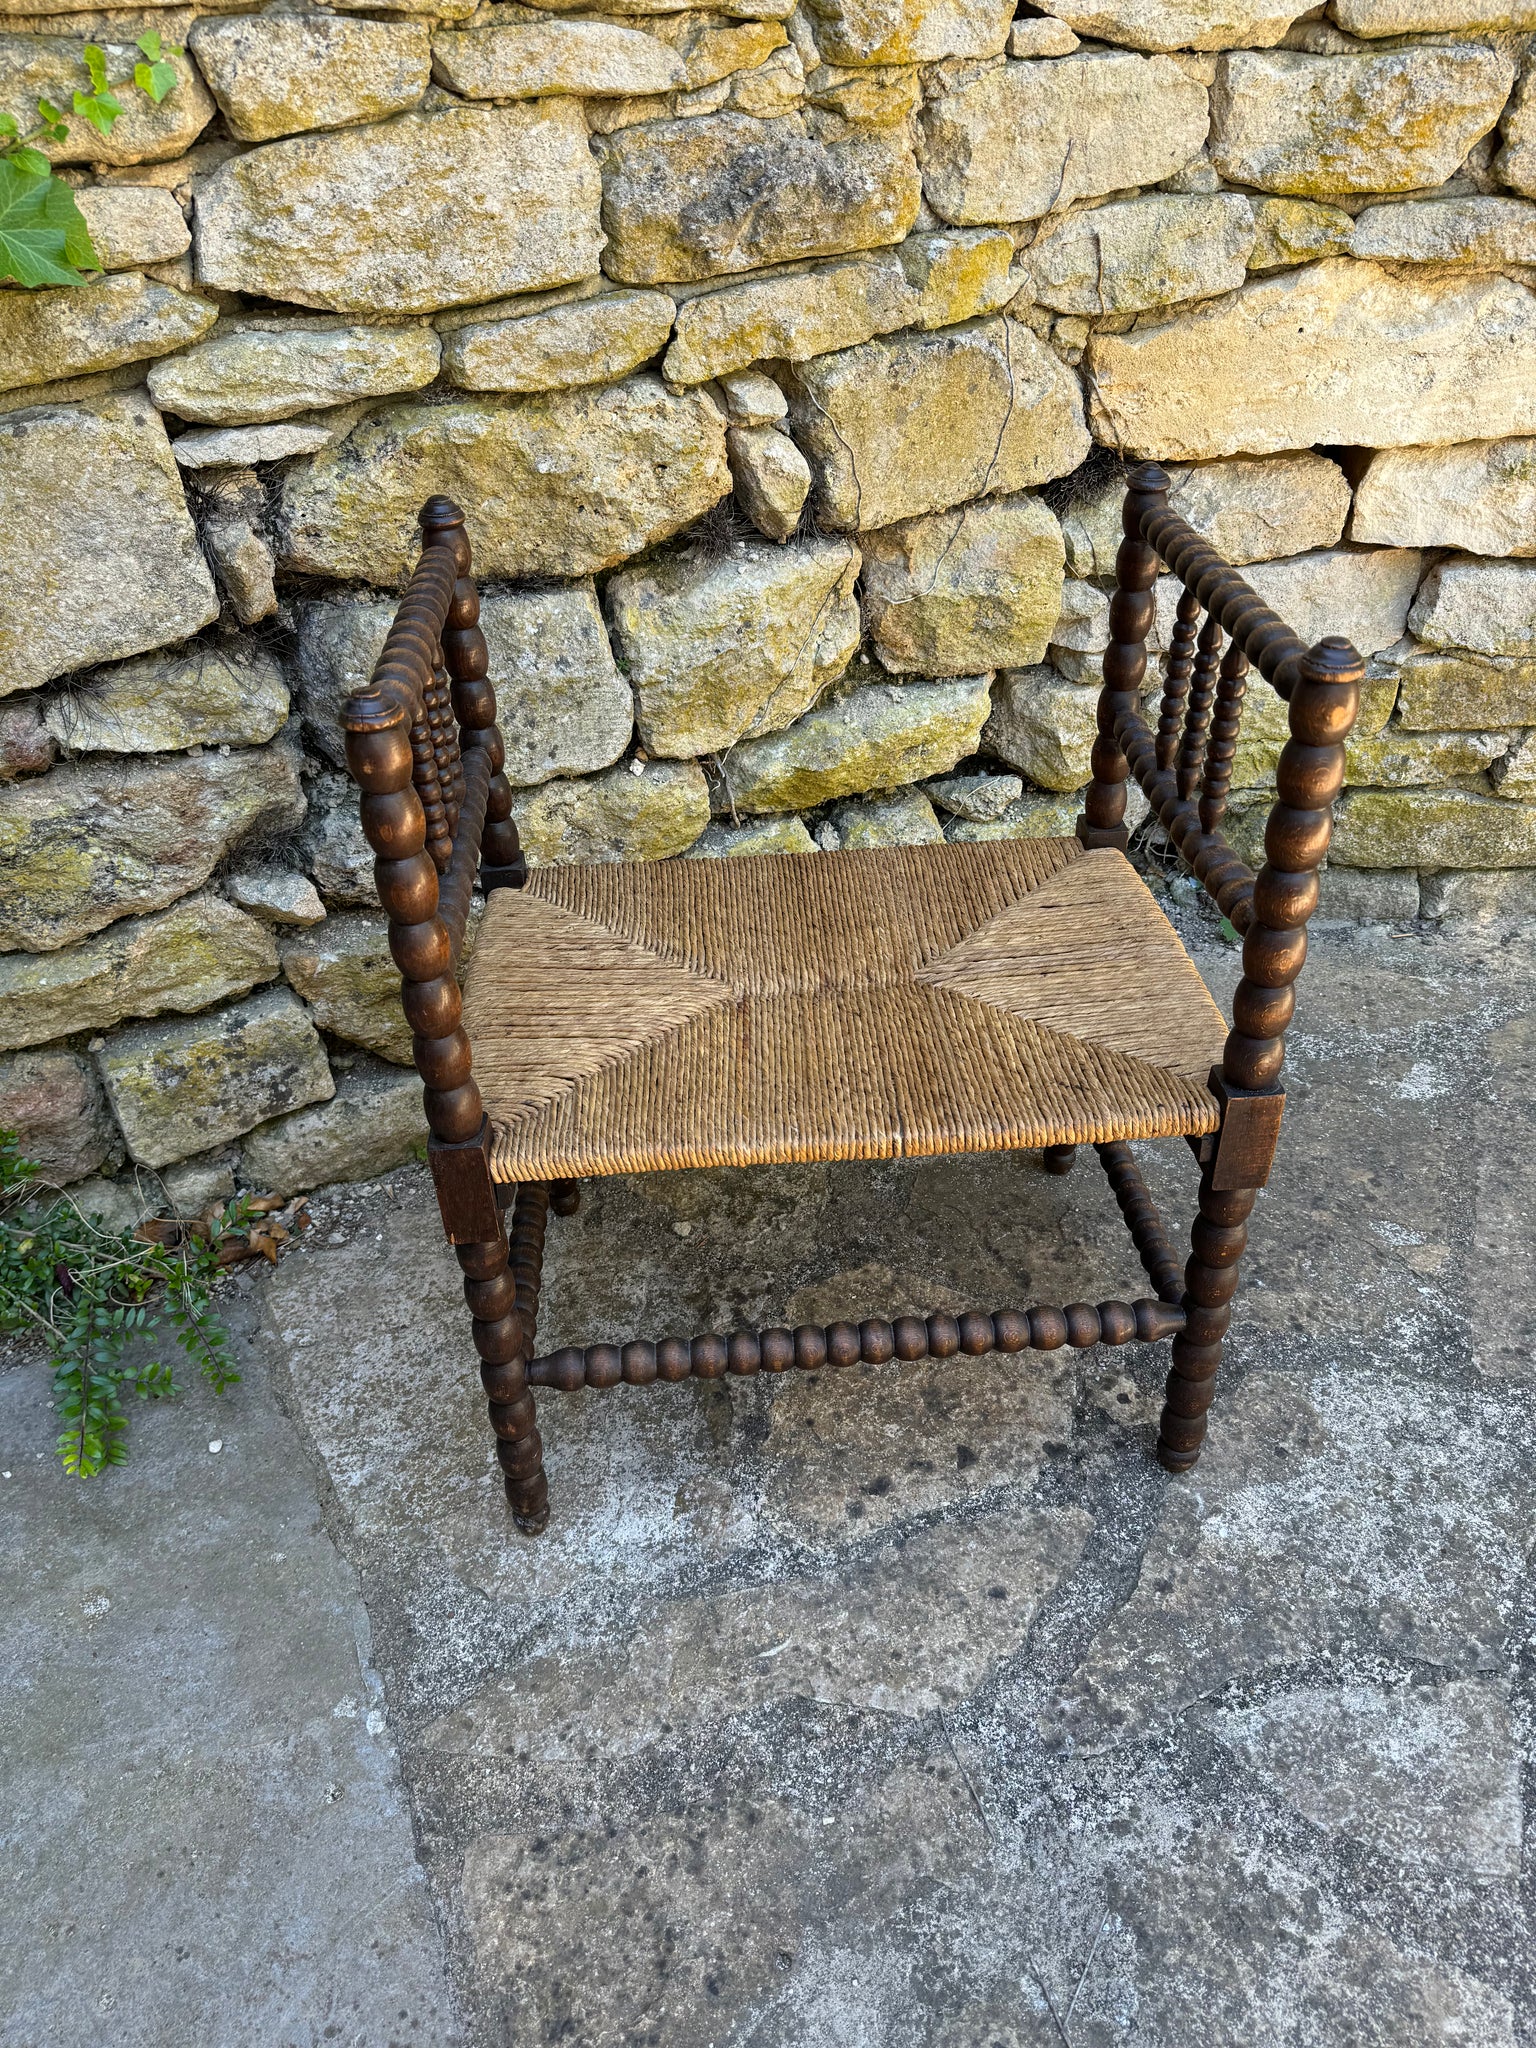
[342,469,1361,1533]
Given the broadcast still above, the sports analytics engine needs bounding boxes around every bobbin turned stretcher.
[341,466,1361,1532]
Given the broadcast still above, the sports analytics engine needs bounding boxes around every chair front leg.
[458,1208,549,1534]
[1156,1169,1256,1471]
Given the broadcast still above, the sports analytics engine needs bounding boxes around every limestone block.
[1353,442,1536,559]
[240,1054,428,1196]
[432,21,685,97]
[74,184,189,270]
[1026,0,1305,48]
[149,321,440,425]
[173,422,335,468]
[0,36,211,165]
[195,101,603,316]
[722,675,990,813]
[1420,866,1536,925]
[295,580,633,785]
[801,0,1013,63]
[1330,787,1536,869]
[440,290,675,392]
[1338,0,1536,32]
[1497,58,1536,197]
[280,910,414,1062]
[1228,666,1396,788]
[160,1156,238,1217]
[719,368,787,423]
[1008,17,1080,53]
[727,423,812,541]
[479,582,635,786]
[663,252,910,385]
[787,318,1089,531]
[1209,47,1514,198]
[917,52,1209,228]
[1493,730,1536,799]
[802,58,919,122]
[644,14,789,90]
[607,38,804,122]
[187,16,430,142]
[0,1049,114,1185]
[301,772,377,906]
[1242,548,1423,661]
[0,700,54,782]
[509,758,712,865]
[826,785,944,846]
[1394,649,1536,730]
[1301,868,1415,925]
[1247,197,1353,271]
[599,112,920,285]
[191,470,278,625]
[1060,453,1350,577]
[1027,193,1254,317]
[1409,558,1536,657]
[0,742,305,953]
[1086,261,1536,461]
[1350,198,1536,269]
[687,814,818,856]
[0,891,279,1051]
[925,769,1022,819]
[97,986,334,1169]
[0,271,215,393]
[1344,723,1511,787]
[279,378,729,583]
[982,666,1098,791]
[609,535,858,756]
[945,789,1084,839]
[895,226,1017,330]
[293,592,397,767]
[43,643,289,756]
[0,394,219,696]
[225,871,326,927]
[861,493,1064,676]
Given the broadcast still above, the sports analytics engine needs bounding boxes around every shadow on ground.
[3,921,1533,2047]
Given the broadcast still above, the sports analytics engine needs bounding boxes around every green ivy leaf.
[35,97,62,123]
[133,58,178,103]
[0,156,97,287]
[82,42,110,91]
[72,87,123,139]
[136,27,162,60]
[0,112,17,140]
[10,146,53,176]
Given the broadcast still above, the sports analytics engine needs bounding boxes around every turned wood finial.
[1127,460,1170,497]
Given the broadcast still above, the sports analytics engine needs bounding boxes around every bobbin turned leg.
[1043,1144,1077,1175]
[1156,1171,1255,1470]
[457,1227,549,1532]
[1158,635,1362,1473]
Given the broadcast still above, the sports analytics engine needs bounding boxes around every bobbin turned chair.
[341,467,1362,1534]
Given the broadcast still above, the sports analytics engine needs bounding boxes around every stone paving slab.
[3,921,1534,2045]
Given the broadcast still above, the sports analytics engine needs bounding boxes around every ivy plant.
[0,33,179,289]
[0,1132,245,1477]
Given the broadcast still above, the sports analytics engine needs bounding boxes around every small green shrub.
[0,1132,244,1476]
[0,34,179,288]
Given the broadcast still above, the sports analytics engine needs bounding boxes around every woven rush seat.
[461,837,1228,1184]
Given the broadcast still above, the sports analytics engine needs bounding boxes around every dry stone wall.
[2,0,1535,1203]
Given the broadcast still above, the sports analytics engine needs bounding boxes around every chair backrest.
[336,497,521,1214]
[338,496,522,966]
[1081,461,1364,1166]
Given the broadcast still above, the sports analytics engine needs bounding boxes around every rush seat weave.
[463,838,1227,1184]
[340,472,1367,1534]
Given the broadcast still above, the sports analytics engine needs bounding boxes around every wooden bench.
[341,464,1363,1533]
